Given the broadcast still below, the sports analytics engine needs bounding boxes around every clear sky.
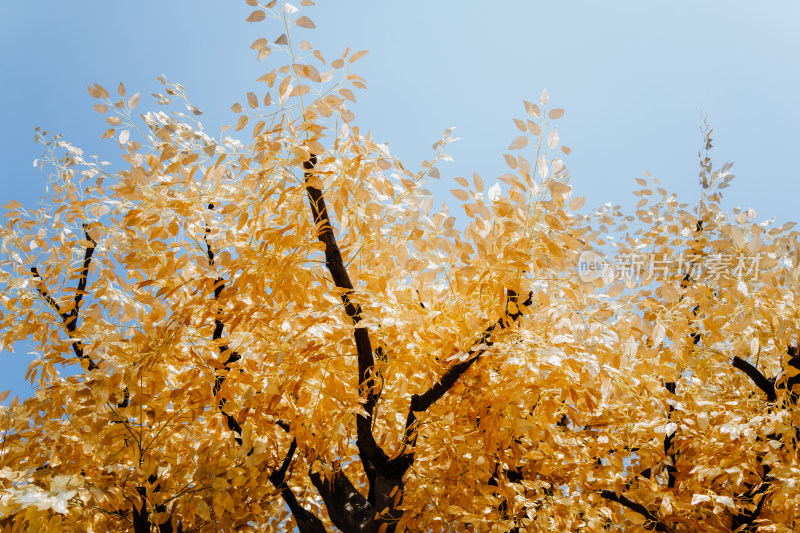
[1,1,799,400]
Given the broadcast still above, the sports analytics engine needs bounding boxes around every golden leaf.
[257,70,277,86]
[508,136,527,150]
[339,88,356,103]
[128,92,140,109]
[247,92,259,108]
[92,83,109,99]
[450,189,469,201]
[350,49,369,63]
[246,9,266,22]
[296,16,316,29]
[289,85,310,97]
[569,196,585,210]
[523,100,540,118]
[472,172,484,193]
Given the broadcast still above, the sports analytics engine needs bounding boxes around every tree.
[1,3,799,532]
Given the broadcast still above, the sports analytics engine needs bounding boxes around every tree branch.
[731,464,771,533]
[732,356,776,403]
[309,465,372,533]
[31,227,144,526]
[728,346,798,530]
[132,486,150,533]
[204,208,242,368]
[278,487,328,533]
[663,381,677,489]
[303,155,388,484]
[401,290,533,465]
[72,223,96,319]
[783,347,800,408]
[267,437,327,533]
[155,505,183,533]
[269,438,297,488]
[30,224,99,370]
[203,208,245,446]
[205,210,324,531]
[600,490,670,532]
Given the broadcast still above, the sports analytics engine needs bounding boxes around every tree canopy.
[1,2,799,532]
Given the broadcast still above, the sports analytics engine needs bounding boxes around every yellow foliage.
[0,4,799,533]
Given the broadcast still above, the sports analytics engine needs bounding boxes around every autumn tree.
[1,2,799,532]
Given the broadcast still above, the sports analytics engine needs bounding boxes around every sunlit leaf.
[247,92,259,108]
[350,50,369,63]
[296,16,316,29]
[450,188,469,201]
[540,88,549,106]
[339,88,356,102]
[523,100,540,118]
[508,136,528,150]
[4,7,798,533]
[472,172,484,193]
[128,92,140,109]
[569,196,585,210]
[246,10,266,22]
[547,128,559,149]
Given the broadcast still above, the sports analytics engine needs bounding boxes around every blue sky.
[1,1,799,399]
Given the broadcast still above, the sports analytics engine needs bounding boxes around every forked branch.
[309,465,372,532]
[30,223,98,370]
[600,490,671,532]
[401,290,534,464]
[269,437,327,533]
